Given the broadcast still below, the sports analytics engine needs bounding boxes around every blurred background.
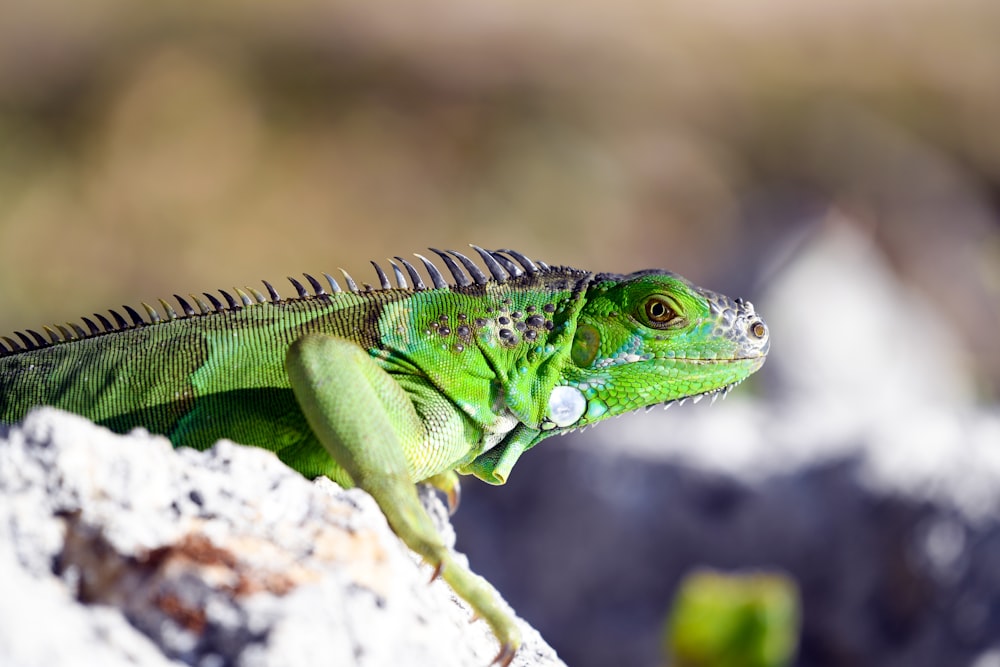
[2,0,999,665]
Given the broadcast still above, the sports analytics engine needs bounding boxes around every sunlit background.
[2,1,999,665]
[3,0,998,390]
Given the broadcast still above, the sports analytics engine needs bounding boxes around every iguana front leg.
[284,333,520,665]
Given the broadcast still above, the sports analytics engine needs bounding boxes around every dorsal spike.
[141,303,161,323]
[304,274,326,296]
[247,286,267,304]
[94,313,115,332]
[388,261,408,289]
[173,295,195,317]
[262,280,281,303]
[429,248,472,287]
[0,340,9,355]
[43,325,62,344]
[160,299,178,320]
[536,260,551,270]
[26,329,48,346]
[2,336,23,352]
[287,277,309,299]
[234,287,253,306]
[414,253,448,289]
[193,295,212,315]
[340,269,360,293]
[202,293,224,312]
[322,273,342,294]
[394,257,426,290]
[123,305,145,326]
[68,323,87,338]
[370,262,392,290]
[93,315,114,333]
[219,290,240,310]
[487,250,523,278]
[15,332,36,349]
[109,309,129,329]
[470,245,509,281]
[497,249,540,274]
[446,250,488,285]
[81,317,100,335]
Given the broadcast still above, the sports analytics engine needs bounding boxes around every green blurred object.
[664,569,800,667]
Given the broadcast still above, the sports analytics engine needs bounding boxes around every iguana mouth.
[643,379,747,412]
[655,355,766,364]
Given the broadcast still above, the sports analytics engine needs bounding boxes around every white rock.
[0,407,564,667]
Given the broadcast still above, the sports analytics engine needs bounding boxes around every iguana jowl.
[0,247,769,665]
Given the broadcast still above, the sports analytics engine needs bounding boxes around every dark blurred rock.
[457,445,1000,667]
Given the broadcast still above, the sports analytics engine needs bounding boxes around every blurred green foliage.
[1,0,999,391]
[664,569,800,667]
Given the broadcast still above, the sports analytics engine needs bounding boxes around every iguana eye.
[641,296,680,328]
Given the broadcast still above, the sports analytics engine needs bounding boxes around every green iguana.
[0,247,769,665]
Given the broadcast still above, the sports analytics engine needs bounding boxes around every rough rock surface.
[0,409,564,667]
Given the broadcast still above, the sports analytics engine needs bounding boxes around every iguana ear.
[571,323,601,367]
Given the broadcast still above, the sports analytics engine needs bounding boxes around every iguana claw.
[447,482,461,515]
[492,641,518,667]
[425,470,462,515]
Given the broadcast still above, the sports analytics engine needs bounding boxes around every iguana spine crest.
[0,247,571,357]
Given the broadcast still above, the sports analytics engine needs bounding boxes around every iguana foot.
[435,552,522,665]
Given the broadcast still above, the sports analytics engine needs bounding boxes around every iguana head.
[543,269,769,430]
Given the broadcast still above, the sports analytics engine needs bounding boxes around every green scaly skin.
[0,247,770,665]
